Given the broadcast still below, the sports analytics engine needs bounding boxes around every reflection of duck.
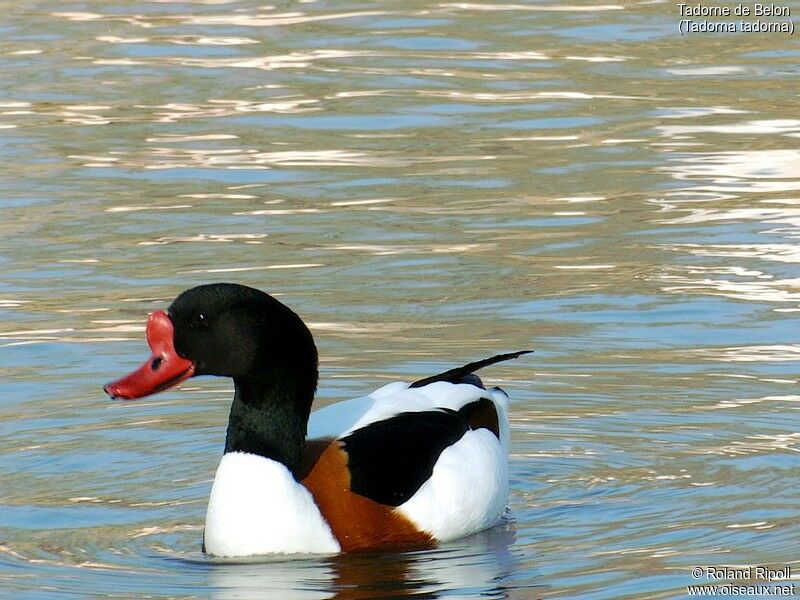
[105,283,530,557]
[206,523,518,600]
[327,523,518,600]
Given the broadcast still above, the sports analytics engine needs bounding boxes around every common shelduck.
[104,283,530,557]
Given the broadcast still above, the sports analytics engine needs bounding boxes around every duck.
[104,283,530,557]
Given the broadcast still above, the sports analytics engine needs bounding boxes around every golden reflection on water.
[440,3,624,12]
[686,345,800,362]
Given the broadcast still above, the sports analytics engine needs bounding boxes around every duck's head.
[104,283,318,400]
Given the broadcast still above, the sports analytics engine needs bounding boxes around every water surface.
[2,1,799,598]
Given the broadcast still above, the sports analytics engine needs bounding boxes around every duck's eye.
[193,313,208,327]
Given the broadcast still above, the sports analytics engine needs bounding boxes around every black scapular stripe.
[409,350,532,389]
[342,399,500,506]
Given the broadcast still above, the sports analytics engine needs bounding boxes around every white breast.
[203,452,341,557]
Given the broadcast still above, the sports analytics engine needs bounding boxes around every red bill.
[104,310,195,400]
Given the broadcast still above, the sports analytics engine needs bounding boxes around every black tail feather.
[409,350,533,389]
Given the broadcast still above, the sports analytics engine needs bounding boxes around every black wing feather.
[342,410,467,506]
[409,350,532,389]
[342,399,502,506]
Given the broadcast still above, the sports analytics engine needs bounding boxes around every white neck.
[203,452,340,557]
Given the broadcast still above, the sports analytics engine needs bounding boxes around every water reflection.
[207,524,517,600]
[658,267,800,305]
[657,119,800,137]
[4,0,800,597]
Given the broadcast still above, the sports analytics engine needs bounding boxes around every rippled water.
[2,2,799,598]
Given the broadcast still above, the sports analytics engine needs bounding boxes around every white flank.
[204,452,340,557]
[397,428,509,542]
